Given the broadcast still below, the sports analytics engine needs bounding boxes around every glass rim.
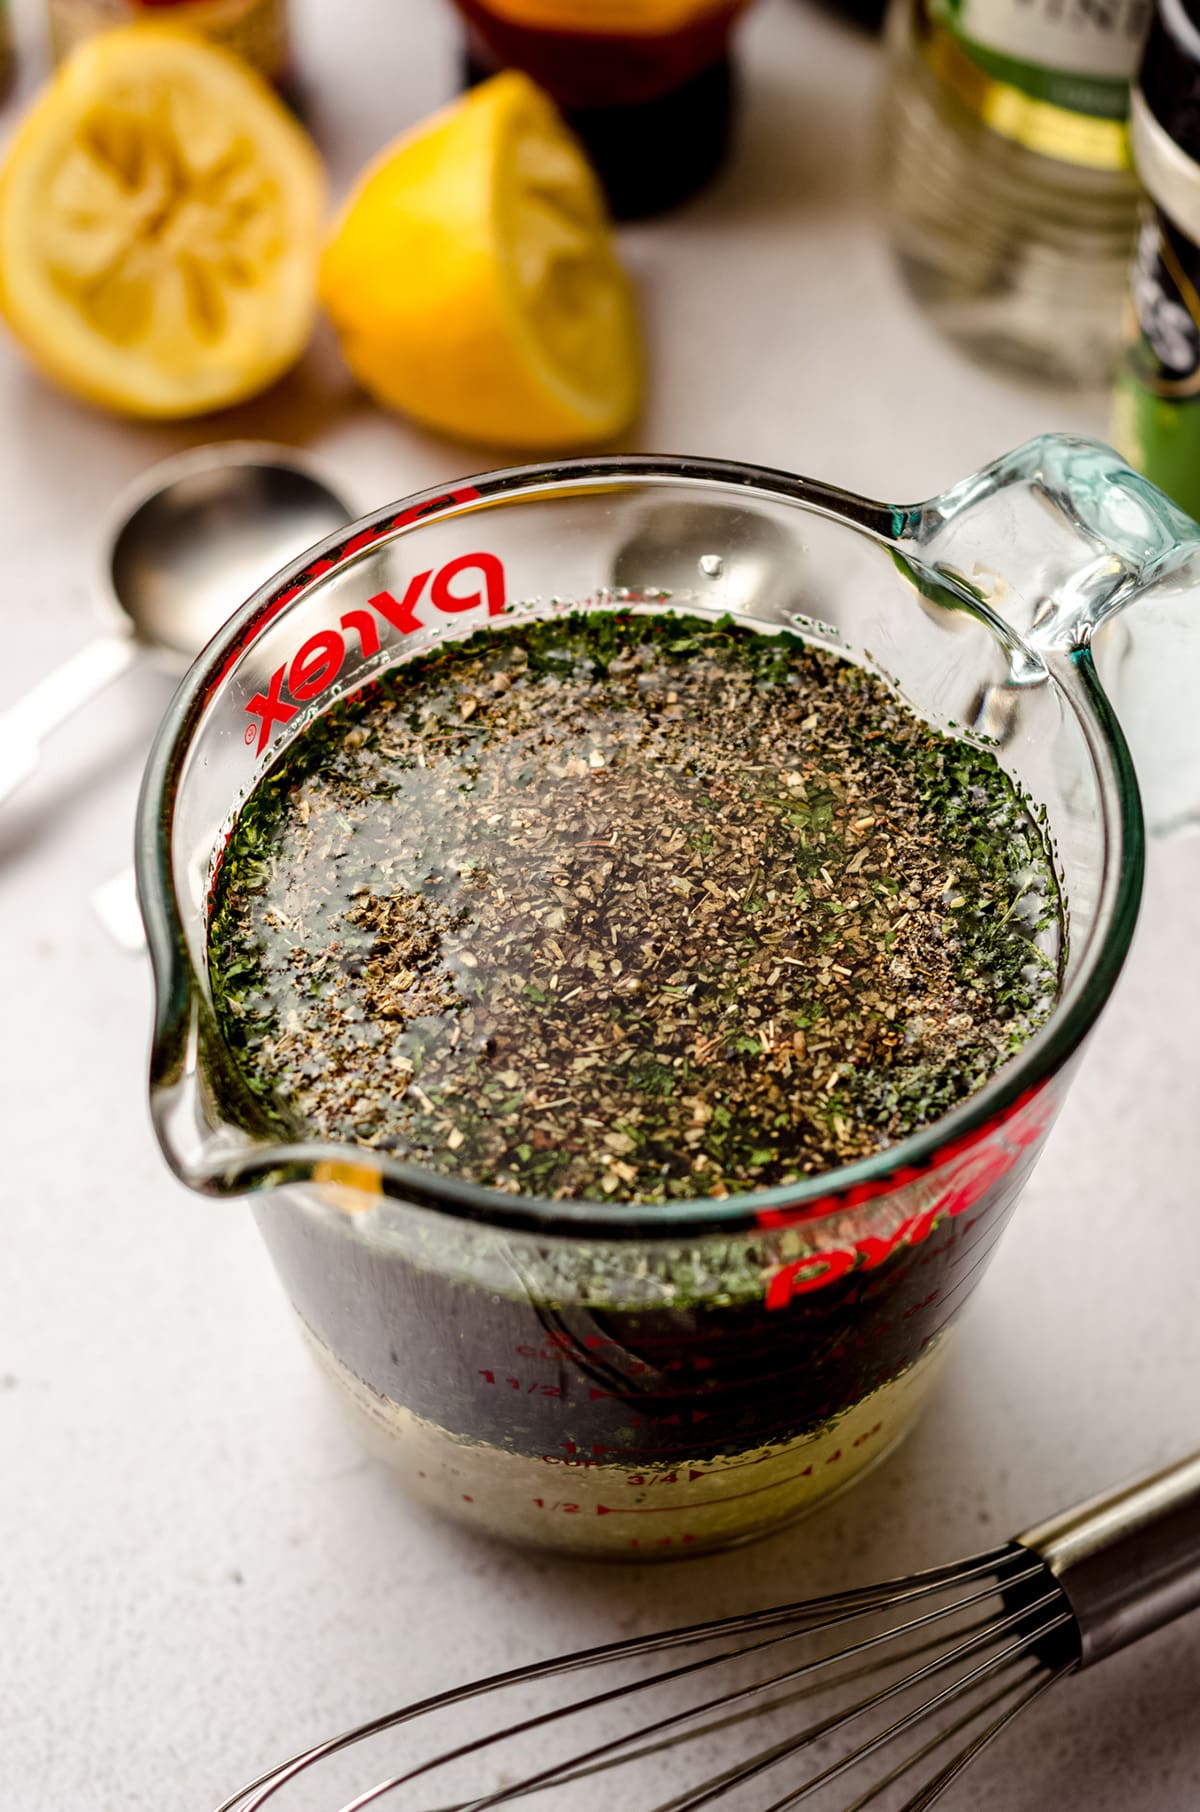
[136,451,1146,1240]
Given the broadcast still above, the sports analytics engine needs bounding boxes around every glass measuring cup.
[137,435,1200,1558]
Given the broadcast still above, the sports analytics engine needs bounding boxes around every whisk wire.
[390,1607,1056,1812]
[494,1601,1017,1790]
[312,1563,1060,1812]
[642,1592,1070,1812]
[745,1608,1076,1812]
[890,1661,1073,1812]
[220,1450,1200,1812]
[220,1549,1041,1812]
[838,1659,1071,1812]
[366,1632,1071,1812]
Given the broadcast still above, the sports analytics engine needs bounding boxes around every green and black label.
[1114,204,1200,519]
[918,0,1147,166]
[1128,206,1200,396]
[927,0,1147,106]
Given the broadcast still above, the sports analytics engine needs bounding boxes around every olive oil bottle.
[878,0,1148,386]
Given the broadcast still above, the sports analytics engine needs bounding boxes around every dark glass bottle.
[451,0,755,218]
[1114,0,1200,518]
[808,0,886,33]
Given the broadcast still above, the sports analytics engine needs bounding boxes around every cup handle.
[902,433,1200,836]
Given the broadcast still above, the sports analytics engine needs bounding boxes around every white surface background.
[2,1,1199,1808]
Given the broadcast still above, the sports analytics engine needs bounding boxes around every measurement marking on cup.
[561,1408,854,1456]
[623,1471,709,1487]
[478,1372,563,1396]
[588,1428,885,1515]
[584,1379,805,1401]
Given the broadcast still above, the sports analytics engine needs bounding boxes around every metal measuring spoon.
[0,441,355,807]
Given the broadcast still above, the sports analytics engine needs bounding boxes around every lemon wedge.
[0,26,324,418]
[320,72,641,450]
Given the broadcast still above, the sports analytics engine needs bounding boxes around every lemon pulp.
[0,25,324,417]
[320,72,641,450]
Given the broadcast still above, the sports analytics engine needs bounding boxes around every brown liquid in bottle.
[452,0,753,216]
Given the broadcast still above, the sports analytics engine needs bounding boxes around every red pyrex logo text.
[761,1087,1054,1310]
[244,551,506,754]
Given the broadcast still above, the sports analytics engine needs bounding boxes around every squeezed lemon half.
[320,72,642,450]
[0,26,325,418]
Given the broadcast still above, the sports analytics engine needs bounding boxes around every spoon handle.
[0,633,138,804]
[92,864,145,954]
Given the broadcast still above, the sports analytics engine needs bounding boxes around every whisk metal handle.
[1018,1451,1200,1668]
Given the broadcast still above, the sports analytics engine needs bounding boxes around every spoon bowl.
[106,442,354,664]
[0,441,354,806]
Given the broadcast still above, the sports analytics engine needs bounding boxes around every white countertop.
[3,1,1200,1808]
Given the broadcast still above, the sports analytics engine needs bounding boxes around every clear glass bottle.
[878,0,1149,386]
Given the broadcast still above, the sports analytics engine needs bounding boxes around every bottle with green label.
[1114,0,1200,519]
[878,0,1150,385]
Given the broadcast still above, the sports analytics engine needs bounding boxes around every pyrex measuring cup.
[138,435,1200,1558]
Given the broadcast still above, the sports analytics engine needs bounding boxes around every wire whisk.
[220,1453,1200,1812]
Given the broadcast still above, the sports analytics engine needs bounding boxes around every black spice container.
[450,0,756,217]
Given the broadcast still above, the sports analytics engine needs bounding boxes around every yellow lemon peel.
[0,25,324,417]
[320,72,641,450]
